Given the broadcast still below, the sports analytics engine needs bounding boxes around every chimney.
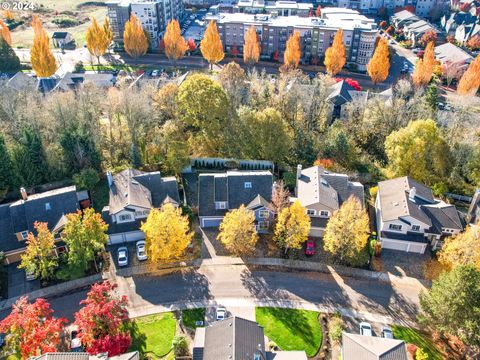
[296,164,302,180]
[20,187,27,201]
[409,187,417,201]
[107,171,113,187]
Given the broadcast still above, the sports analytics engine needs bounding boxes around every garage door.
[309,227,324,237]
[408,243,426,254]
[201,218,223,228]
[124,231,145,242]
[381,239,409,252]
[108,234,125,245]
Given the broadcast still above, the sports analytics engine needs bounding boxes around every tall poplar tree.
[412,41,435,87]
[367,38,390,84]
[457,54,480,95]
[30,16,57,77]
[0,19,12,45]
[200,20,224,69]
[324,29,346,76]
[163,19,188,67]
[86,17,110,64]
[123,15,148,59]
[283,31,301,69]
[243,25,260,66]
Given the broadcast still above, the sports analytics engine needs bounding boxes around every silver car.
[381,326,393,339]
[360,322,373,336]
[136,241,147,261]
[117,247,128,267]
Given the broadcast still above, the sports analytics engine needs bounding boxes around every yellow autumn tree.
[103,17,113,47]
[323,196,370,266]
[367,37,390,84]
[274,200,311,254]
[86,17,110,64]
[3,10,14,21]
[283,31,301,69]
[243,25,260,66]
[164,19,188,67]
[457,54,480,95]
[200,20,224,69]
[0,19,11,45]
[123,15,149,59]
[217,205,258,256]
[141,203,193,262]
[30,15,57,77]
[439,226,480,270]
[324,29,346,76]
[412,41,435,87]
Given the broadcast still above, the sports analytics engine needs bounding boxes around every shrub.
[73,168,100,190]
[51,17,79,27]
[172,335,189,357]
[407,344,418,357]
[328,314,344,344]
[369,186,378,200]
[74,61,84,72]
[415,348,429,360]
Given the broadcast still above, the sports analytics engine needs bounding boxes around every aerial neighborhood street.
[0,0,480,359]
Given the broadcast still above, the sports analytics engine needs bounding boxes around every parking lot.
[181,10,206,42]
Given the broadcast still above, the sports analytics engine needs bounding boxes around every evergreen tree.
[0,136,17,200]
[59,127,102,175]
[0,35,21,73]
[130,142,142,168]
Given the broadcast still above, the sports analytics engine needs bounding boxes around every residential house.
[0,186,90,264]
[193,316,307,360]
[376,177,465,253]
[54,72,117,91]
[31,351,140,360]
[390,10,439,46]
[198,171,273,229]
[294,165,365,237]
[390,9,420,28]
[52,32,74,48]
[467,189,480,225]
[101,169,180,244]
[434,42,473,73]
[342,332,408,360]
[441,9,480,43]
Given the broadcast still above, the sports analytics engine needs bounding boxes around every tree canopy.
[200,21,224,69]
[163,19,188,66]
[217,205,258,255]
[274,200,310,254]
[367,38,390,84]
[123,15,148,59]
[243,25,261,66]
[324,29,346,76]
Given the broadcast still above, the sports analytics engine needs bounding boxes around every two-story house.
[0,186,90,264]
[102,169,180,244]
[294,165,365,237]
[198,171,274,231]
[376,177,465,254]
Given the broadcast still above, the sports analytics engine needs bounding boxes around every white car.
[136,241,147,261]
[151,70,160,77]
[381,326,393,339]
[360,322,373,336]
[117,247,129,267]
[216,307,227,321]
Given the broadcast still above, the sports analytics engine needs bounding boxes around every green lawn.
[392,325,444,360]
[255,307,322,357]
[129,313,177,357]
[182,308,205,329]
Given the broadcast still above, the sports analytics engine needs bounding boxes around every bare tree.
[269,180,291,214]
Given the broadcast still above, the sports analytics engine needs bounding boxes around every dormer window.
[244,182,252,189]
[20,231,29,240]
[215,201,227,210]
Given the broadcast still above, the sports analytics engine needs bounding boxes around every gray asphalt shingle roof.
[342,332,408,360]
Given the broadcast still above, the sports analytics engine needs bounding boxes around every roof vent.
[124,192,128,197]
[393,202,399,206]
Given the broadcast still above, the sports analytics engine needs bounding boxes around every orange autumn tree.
[315,5,321,17]
[0,19,11,45]
[123,15,148,59]
[30,15,57,77]
[457,54,480,95]
[86,17,110,64]
[3,10,14,21]
[283,31,301,69]
[325,29,346,76]
[243,25,260,66]
[412,41,435,86]
[367,37,390,84]
[164,19,188,66]
[201,20,224,69]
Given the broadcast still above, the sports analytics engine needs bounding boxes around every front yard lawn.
[255,307,322,357]
[392,325,444,360]
[129,313,177,357]
[182,308,205,329]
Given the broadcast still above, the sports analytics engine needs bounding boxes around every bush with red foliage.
[407,343,418,357]
[386,25,395,35]
[459,2,471,11]
[379,20,387,29]
[187,38,197,51]
[88,334,132,356]
[335,77,362,91]
[231,44,240,57]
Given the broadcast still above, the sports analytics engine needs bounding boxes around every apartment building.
[107,0,184,48]
[208,7,377,70]
[236,0,313,17]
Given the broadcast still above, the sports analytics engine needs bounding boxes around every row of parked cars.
[117,240,147,267]
[360,322,394,338]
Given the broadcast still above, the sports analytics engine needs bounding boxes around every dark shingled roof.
[198,171,273,217]
[203,317,266,360]
[52,32,69,39]
[421,205,464,232]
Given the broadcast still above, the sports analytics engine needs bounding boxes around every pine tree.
[0,19,12,45]
[324,29,346,76]
[0,35,20,73]
[457,54,480,95]
[163,19,188,67]
[123,15,149,59]
[200,20,224,69]
[0,136,16,200]
[367,38,390,84]
[283,31,301,69]
[243,25,260,66]
[30,16,57,77]
[86,17,110,64]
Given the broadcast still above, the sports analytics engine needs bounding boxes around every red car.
[305,239,315,256]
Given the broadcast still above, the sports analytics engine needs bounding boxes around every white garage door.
[124,231,145,242]
[309,227,324,237]
[408,243,426,254]
[109,234,125,245]
[201,218,223,228]
[381,239,409,252]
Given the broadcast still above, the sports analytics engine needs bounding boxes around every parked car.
[136,240,148,261]
[389,39,395,45]
[117,247,129,267]
[151,69,160,77]
[305,239,315,256]
[381,326,393,339]
[360,322,373,336]
[438,102,445,110]
[70,330,83,352]
[216,307,227,321]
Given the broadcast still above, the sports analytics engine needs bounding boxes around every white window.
[389,224,402,231]
[320,210,330,217]
[215,201,227,210]
[259,210,270,219]
[119,214,132,222]
[20,231,28,240]
[258,221,269,230]
[244,182,252,189]
[411,225,420,231]
[307,209,316,216]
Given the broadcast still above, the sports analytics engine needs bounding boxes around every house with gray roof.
[198,171,273,229]
[101,169,180,244]
[54,72,117,91]
[342,332,408,360]
[0,186,89,264]
[441,10,480,43]
[375,177,465,253]
[193,317,307,360]
[294,165,365,237]
[434,42,473,72]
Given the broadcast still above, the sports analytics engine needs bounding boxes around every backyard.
[255,307,323,357]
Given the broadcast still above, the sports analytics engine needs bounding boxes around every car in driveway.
[305,239,315,256]
[136,240,147,261]
[117,247,129,267]
[360,322,373,336]
[381,326,393,339]
[216,307,227,321]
